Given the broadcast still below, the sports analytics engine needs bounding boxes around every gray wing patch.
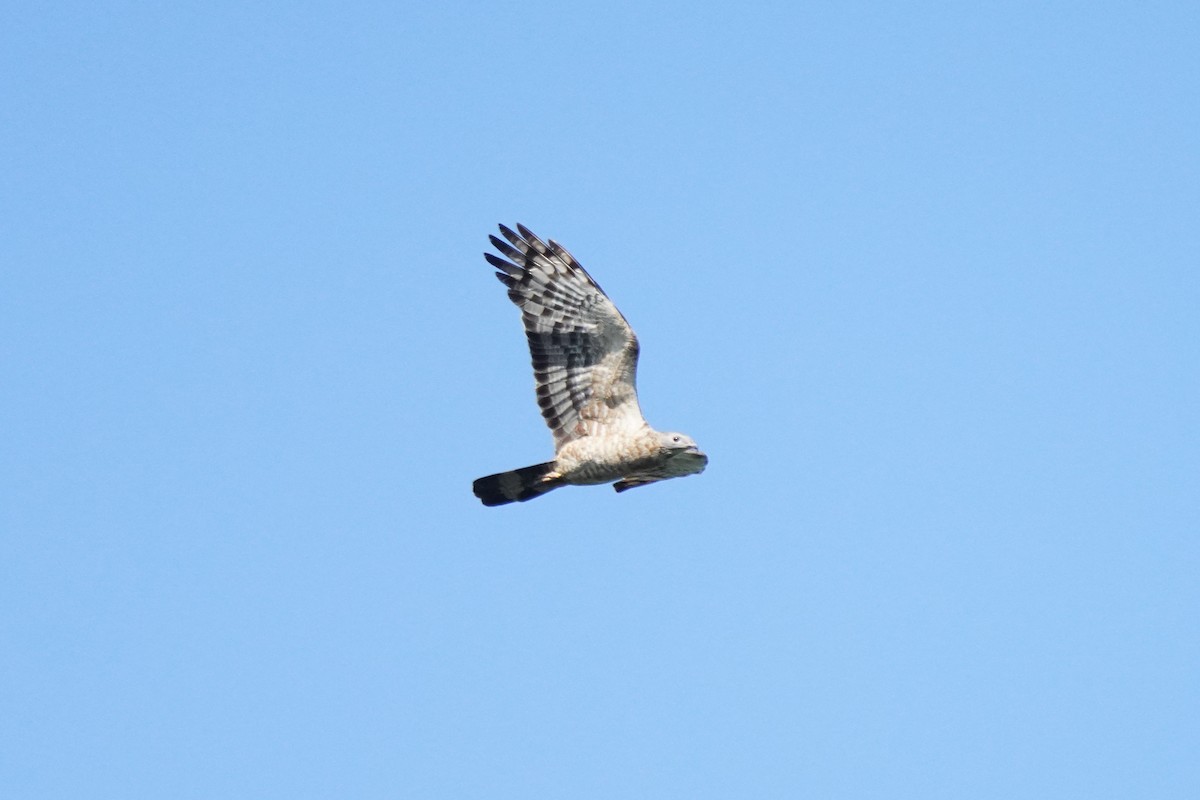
[485,224,644,448]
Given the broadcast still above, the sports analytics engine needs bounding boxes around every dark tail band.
[473,462,564,507]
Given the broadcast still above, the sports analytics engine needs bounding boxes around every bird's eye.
[672,435,681,443]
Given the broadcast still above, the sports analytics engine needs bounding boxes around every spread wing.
[485,223,646,450]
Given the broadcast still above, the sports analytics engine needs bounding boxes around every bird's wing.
[485,224,646,450]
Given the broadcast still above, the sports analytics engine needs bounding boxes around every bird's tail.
[472,462,564,507]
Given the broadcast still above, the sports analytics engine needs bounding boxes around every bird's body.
[472,224,707,506]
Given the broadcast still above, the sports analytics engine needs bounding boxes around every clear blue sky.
[3,2,1197,797]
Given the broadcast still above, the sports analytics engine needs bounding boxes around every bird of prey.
[472,224,708,506]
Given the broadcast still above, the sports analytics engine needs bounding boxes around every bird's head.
[660,431,707,463]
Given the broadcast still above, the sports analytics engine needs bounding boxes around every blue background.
[3,2,1197,797]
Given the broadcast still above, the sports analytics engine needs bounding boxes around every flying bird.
[472,224,708,506]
